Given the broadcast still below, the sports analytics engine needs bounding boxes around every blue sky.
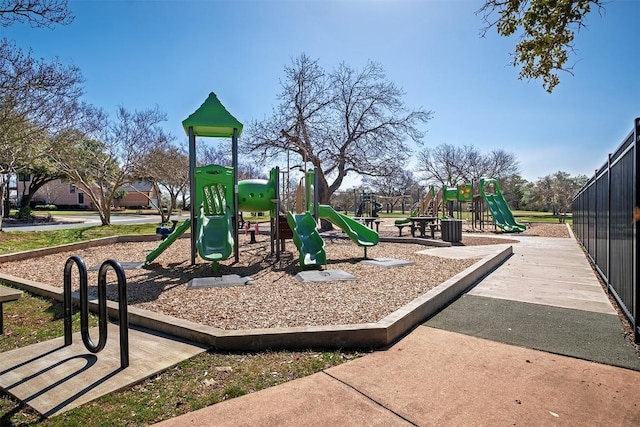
[4,0,638,185]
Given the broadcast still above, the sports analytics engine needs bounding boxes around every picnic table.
[354,217,382,232]
[408,217,439,238]
[0,285,22,335]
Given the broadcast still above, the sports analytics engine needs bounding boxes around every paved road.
[1,212,189,232]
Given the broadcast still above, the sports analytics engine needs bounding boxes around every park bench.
[0,285,22,335]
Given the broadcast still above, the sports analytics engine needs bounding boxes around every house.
[114,181,159,209]
[16,175,93,209]
[16,176,159,209]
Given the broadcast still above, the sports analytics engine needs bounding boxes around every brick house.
[16,176,158,209]
[114,181,159,209]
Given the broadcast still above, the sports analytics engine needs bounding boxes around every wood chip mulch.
[0,222,570,330]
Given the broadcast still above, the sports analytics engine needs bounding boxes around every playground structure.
[479,178,526,232]
[145,164,280,271]
[394,183,471,226]
[146,92,379,271]
[355,191,383,217]
[418,185,442,217]
[439,180,524,233]
[441,183,473,218]
[287,169,379,268]
[393,178,524,235]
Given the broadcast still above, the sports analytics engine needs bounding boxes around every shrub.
[34,204,57,210]
[15,207,34,220]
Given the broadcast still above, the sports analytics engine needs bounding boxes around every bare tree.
[417,143,519,190]
[329,190,353,214]
[0,0,73,28]
[457,146,520,184]
[0,117,40,228]
[53,106,172,225]
[482,149,520,180]
[477,0,603,92]
[416,144,467,187]
[364,168,420,212]
[198,140,263,182]
[0,0,77,229]
[456,145,488,186]
[0,38,84,229]
[38,180,64,204]
[198,140,230,166]
[134,143,188,222]
[244,54,432,208]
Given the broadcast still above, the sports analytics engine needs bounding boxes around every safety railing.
[572,118,639,343]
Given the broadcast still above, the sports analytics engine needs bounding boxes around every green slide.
[318,205,379,246]
[145,219,191,264]
[484,195,518,232]
[480,178,526,233]
[197,209,234,262]
[287,211,326,268]
[492,194,526,232]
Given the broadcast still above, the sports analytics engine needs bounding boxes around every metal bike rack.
[63,256,129,368]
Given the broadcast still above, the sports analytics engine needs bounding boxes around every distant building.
[115,181,159,209]
[15,176,158,209]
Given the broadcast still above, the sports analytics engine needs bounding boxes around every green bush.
[34,204,57,210]
[15,206,33,220]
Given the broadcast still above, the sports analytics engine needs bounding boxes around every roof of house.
[121,181,154,192]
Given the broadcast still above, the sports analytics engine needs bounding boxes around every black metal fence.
[572,118,639,343]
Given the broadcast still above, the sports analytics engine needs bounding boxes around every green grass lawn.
[0,290,98,353]
[0,223,159,255]
[512,210,572,224]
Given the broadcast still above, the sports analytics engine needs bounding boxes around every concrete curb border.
[0,238,511,350]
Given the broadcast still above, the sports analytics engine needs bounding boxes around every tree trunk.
[20,175,59,208]
[0,182,5,231]
[99,208,110,226]
[98,195,112,226]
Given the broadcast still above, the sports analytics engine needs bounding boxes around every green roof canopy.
[182,92,243,138]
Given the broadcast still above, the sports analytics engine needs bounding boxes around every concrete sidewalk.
[155,231,640,426]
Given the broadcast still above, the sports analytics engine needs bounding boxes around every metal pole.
[286,148,290,212]
[232,128,239,263]
[188,126,196,265]
[275,166,280,261]
[353,189,357,215]
[314,167,319,223]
